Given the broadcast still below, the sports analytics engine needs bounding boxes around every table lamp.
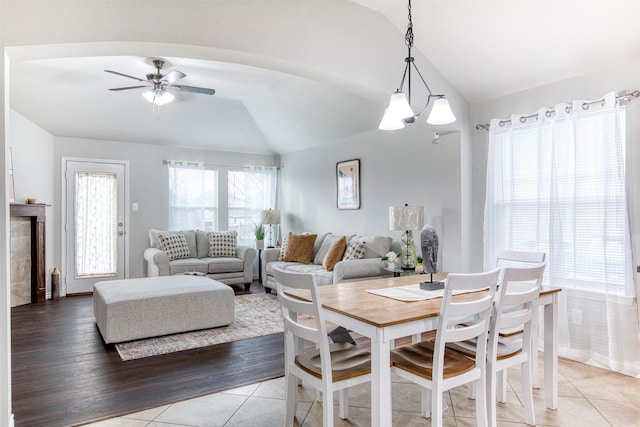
[389,204,424,269]
[260,209,280,248]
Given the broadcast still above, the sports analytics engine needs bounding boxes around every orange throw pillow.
[283,233,318,264]
[322,236,347,271]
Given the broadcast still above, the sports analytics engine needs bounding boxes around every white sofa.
[261,232,401,292]
[144,229,256,291]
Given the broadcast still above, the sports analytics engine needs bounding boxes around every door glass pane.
[75,172,117,278]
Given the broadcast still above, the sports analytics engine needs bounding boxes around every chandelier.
[378,0,456,130]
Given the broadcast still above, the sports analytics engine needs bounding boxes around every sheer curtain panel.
[484,92,640,376]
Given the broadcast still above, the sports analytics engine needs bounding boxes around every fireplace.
[10,203,46,305]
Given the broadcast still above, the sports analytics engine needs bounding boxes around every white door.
[65,159,127,294]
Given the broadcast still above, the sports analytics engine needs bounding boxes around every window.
[228,168,277,246]
[168,165,218,231]
[484,93,632,297]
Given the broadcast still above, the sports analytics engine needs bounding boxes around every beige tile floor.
[85,357,640,426]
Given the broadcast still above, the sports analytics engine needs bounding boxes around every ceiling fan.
[105,59,215,106]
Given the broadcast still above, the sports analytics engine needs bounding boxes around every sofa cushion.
[343,237,366,260]
[168,258,209,275]
[322,236,347,271]
[208,231,238,257]
[313,233,343,265]
[284,233,317,264]
[278,232,290,261]
[266,261,334,286]
[356,235,393,259]
[202,257,244,274]
[158,231,192,261]
[151,229,197,257]
[196,230,211,258]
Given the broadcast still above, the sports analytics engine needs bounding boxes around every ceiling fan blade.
[108,85,149,91]
[104,70,146,82]
[173,85,216,95]
[162,70,187,84]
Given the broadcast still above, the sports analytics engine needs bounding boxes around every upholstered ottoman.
[93,275,234,344]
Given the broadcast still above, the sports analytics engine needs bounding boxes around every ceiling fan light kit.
[378,0,456,130]
[106,59,215,113]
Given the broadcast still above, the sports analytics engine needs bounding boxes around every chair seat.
[295,342,371,382]
[447,337,522,360]
[391,341,476,380]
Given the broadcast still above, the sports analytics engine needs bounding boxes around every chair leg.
[475,376,489,427]
[322,388,334,427]
[497,370,508,403]
[285,374,298,427]
[532,313,540,389]
[431,388,443,426]
[338,389,349,419]
[521,359,536,425]
[421,387,431,418]
[487,363,498,427]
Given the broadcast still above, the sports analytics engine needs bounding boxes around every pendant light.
[378,0,456,130]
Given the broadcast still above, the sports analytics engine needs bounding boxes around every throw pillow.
[278,232,290,261]
[208,231,238,257]
[158,231,191,261]
[283,233,318,264]
[322,236,347,271]
[343,237,366,260]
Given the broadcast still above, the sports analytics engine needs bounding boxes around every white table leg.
[543,293,558,409]
[371,329,392,427]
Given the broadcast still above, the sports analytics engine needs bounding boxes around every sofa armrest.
[236,245,257,284]
[144,247,170,277]
[333,258,384,283]
[261,248,282,289]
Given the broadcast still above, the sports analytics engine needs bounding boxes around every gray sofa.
[144,229,256,291]
[261,232,401,292]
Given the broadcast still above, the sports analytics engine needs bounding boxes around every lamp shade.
[143,89,175,106]
[389,205,424,231]
[261,209,280,225]
[378,108,405,130]
[426,97,456,125]
[387,90,415,120]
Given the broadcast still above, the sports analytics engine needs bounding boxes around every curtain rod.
[162,160,278,171]
[475,90,640,131]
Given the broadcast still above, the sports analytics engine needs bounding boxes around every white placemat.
[366,284,445,301]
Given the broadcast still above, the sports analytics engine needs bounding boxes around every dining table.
[285,273,562,427]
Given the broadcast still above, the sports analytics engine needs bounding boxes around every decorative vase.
[256,239,264,250]
[387,261,396,271]
[415,262,425,274]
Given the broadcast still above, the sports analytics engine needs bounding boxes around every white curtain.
[168,164,218,231]
[484,92,640,376]
[75,172,117,277]
[228,167,278,247]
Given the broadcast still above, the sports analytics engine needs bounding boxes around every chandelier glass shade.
[378,0,456,130]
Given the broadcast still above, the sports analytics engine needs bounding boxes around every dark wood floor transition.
[10,282,284,427]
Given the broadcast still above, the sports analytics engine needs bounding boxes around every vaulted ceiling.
[9,1,640,155]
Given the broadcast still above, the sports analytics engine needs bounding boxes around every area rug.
[115,293,283,361]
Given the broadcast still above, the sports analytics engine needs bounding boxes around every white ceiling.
[9,1,640,155]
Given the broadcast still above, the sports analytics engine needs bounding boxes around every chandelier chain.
[405,0,414,48]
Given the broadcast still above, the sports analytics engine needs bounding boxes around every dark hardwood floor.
[10,281,284,427]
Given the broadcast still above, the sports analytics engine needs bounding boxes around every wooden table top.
[285,273,562,329]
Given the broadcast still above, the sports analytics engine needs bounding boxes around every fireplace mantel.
[10,203,47,303]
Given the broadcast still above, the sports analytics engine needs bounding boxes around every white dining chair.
[390,268,501,427]
[495,249,546,393]
[448,263,546,427]
[273,266,371,427]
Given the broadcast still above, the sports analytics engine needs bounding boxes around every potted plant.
[253,222,265,249]
[382,251,399,270]
[415,256,425,274]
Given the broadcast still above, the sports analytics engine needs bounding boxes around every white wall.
[470,59,640,274]
[280,128,464,273]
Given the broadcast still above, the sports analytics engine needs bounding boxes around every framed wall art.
[336,159,360,209]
